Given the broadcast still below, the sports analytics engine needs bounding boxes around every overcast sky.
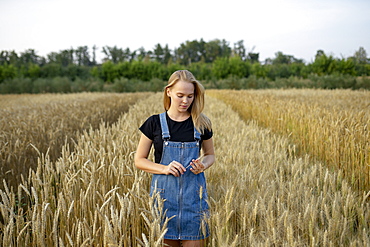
[1,0,369,63]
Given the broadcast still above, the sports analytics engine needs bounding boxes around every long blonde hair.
[163,70,212,133]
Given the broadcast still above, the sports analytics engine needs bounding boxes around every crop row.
[208,89,370,192]
[0,92,151,190]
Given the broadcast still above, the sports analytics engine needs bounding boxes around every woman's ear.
[166,88,171,97]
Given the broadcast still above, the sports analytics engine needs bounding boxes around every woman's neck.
[167,109,191,122]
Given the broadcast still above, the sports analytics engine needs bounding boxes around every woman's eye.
[177,95,193,98]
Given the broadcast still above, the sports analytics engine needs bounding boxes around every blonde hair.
[163,70,212,133]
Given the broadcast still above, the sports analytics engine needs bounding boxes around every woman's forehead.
[171,80,194,93]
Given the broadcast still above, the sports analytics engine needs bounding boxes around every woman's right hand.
[162,160,186,177]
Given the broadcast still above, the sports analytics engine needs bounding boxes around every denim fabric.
[150,112,210,240]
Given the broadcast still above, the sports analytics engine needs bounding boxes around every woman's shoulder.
[144,113,161,123]
[139,114,162,140]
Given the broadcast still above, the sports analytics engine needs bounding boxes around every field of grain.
[0,92,151,191]
[208,89,370,192]
[0,90,369,246]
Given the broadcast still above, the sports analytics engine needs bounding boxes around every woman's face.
[167,80,195,114]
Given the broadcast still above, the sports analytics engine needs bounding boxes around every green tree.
[115,61,132,79]
[163,44,172,65]
[204,39,231,63]
[212,57,230,79]
[233,40,246,60]
[0,50,19,66]
[101,61,119,82]
[20,49,42,66]
[0,64,17,82]
[47,49,74,66]
[130,60,147,80]
[102,46,126,63]
[92,45,98,66]
[251,62,267,78]
[336,58,356,75]
[187,61,212,80]
[27,64,41,79]
[135,47,146,61]
[153,43,172,64]
[353,47,368,64]
[75,46,91,66]
[153,43,163,63]
[40,63,62,78]
[247,52,259,63]
[352,47,369,75]
[175,39,205,65]
[229,56,250,78]
[272,51,298,64]
[311,50,336,75]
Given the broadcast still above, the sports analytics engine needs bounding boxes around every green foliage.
[0,42,369,93]
[40,63,62,78]
[336,58,356,75]
[0,78,33,93]
[0,64,17,82]
[213,57,230,79]
[26,64,41,79]
[311,50,337,75]
[188,62,213,80]
[32,77,70,93]
[229,56,251,78]
[251,63,267,78]
[101,61,118,83]
[109,77,165,92]
[354,76,370,90]
[71,77,104,92]
[308,74,357,89]
[212,56,251,79]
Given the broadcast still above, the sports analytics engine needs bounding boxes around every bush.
[32,77,72,93]
[71,77,104,92]
[111,77,132,92]
[0,78,33,94]
[353,76,370,90]
[110,77,166,93]
[308,74,357,89]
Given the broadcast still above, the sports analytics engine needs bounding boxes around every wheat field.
[208,89,370,192]
[0,92,151,190]
[0,91,369,246]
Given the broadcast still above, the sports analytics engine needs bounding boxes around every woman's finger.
[169,160,185,176]
[190,159,204,174]
[172,160,186,172]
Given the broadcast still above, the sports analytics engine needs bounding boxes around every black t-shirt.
[139,112,213,163]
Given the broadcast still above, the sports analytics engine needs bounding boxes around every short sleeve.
[201,128,213,141]
[139,115,156,140]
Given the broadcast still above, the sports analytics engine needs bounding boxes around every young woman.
[135,70,215,247]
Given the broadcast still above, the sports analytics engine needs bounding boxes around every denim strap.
[159,112,170,140]
[194,127,201,141]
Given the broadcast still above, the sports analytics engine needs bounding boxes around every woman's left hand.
[189,159,205,174]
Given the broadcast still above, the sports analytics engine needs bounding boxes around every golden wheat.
[207,89,370,191]
[0,92,151,190]
[203,95,369,246]
[0,91,369,246]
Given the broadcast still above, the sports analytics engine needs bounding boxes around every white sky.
[1,0,369,63]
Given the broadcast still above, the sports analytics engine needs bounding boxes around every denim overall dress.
[150,112,210,240]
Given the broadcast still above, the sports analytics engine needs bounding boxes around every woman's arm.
[134,134,186,176]
[200,137,215,169]
[190,137,215,174]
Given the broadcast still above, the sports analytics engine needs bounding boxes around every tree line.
[0,39,369,92]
